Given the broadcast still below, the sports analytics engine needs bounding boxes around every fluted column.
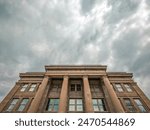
[28,76,49,113]
[58,76,69,112]
[83,76,94,112]
[102,76,124,113]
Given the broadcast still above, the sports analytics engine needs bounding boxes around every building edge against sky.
[0,65,150,113]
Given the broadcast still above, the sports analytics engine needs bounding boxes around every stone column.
[102,76,124,112]
[83,76,94,112]
[58,76,69,112]
[27,76,49,113]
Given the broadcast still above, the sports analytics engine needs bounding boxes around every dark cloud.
[80,0,96,14]
[0,0,150,101]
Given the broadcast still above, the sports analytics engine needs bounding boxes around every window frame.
[46,98,60,112]
[17,98,29,112]
[70,84,82,92]
[92,98,106,112]
[68,99,83,112]
[28,84,37,92]
[124,84,133,92]
[20,84,29,92]
[6,98,19,112]
[134,99,147,112]
[123,98,136,112]
[114,83,124,92]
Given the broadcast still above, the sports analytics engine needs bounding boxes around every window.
[70,84,81,92]
[29,84,37,92]
[77,84,81,91]
[51,79,62,92]
[134,99,146,112]
[6,98,19,112]
[124,84,132,92]
[92,99,106,112]
[89,79,101,93]
[70,84,75,91]
[69,99,83,112]
[20,84,28,92]
[124,99,135,112]
[46,99,59,112]
[115,84,124,92]
[17,98,29,112]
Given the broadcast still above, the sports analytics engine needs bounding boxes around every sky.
[0,0,150,102]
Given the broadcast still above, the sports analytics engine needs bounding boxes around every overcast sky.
[0,0,150,102]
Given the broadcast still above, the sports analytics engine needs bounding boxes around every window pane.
[69,105,75,111]
[53,105,59,111]
[92,99,97,105]
[128,106,136,112]
[21,99,29,104]
[47,99,59,112]
[134,99,146,112]
[139,106,146,112]
[20,84,28,92]
[29,84,36,92]
[99,106,105,112]
[47,104,53,111]
[124,84,132,92]
[124,99,131,106]
[50,99,54,105]
[29,88,34,92]
[6,99,19,112]
[77,99,82,105]
[17,99,29,111]
[134,99,142,105]
[71,84,75,91]
[69,99,75,104]
[11,99,19,104]
[17,105,25,111]
[54,99,59,105]
[77,105,83,111]
[77,84,81,91]
[93,106,99,111]
[115,84,123,92]
[98,99,103,105]
[6,105,15,111]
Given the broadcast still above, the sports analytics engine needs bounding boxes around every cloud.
[0,0,150,102]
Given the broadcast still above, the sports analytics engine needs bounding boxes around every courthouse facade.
[0,65,150,113]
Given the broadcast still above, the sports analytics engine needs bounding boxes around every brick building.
[0,65,150,113]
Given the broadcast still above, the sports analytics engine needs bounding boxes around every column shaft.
[102,76,124,112]
[83,76,94,112]
[58,76,69,112]
[27,76,49,112]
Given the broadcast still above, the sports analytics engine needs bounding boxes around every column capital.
[83,75,88,78]
[63,75,69,79]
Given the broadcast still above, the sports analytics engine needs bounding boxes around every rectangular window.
[20,84,28,92]
[70,84,81,92]
[29,84,37,92]
[134,99,146,112]
[124,99,135,112]
[69,99,83,112]
[51,79,62,92]
[124,84,132,92]
[17,98,29,112]
[115,84,124,92]
[6,98,19,112]
[70,84,75,91]
[92,99,106,112]
[46,99,59,112]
